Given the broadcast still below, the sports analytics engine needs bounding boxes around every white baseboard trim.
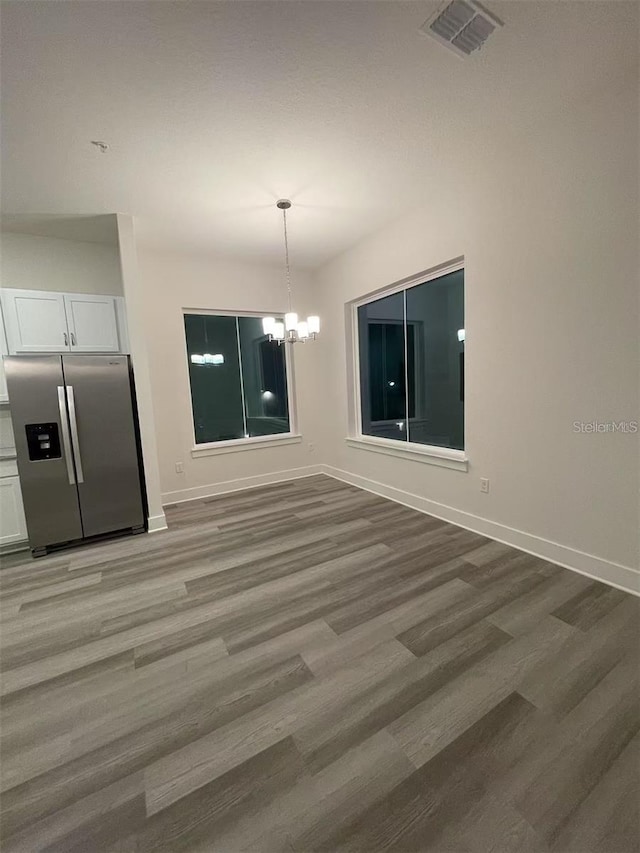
[161,465,325,506]
[0,540,29,556]
[147,513,168,533]
[322,465,640,597]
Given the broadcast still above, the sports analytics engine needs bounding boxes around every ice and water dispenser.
[25,423,61,461]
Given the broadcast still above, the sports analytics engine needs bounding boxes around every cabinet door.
[0,476,28,546]
[0,409,15,456]
[64,294,120,353]
[1,289,70,354]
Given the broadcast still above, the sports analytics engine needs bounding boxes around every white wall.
[135,246,324,502]
[313,80,639,589]
[117,215,166,531]
[1,232,123,295]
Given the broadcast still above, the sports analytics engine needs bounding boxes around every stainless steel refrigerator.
[5,355,146,555]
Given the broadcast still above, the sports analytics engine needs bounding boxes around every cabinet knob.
[63,332,68,346]
[70,332,76,346]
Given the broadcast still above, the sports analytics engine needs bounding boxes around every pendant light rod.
[277,199,293,313]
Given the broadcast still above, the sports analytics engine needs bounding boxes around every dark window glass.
[406,270,464,450]
[184,313,291,444]
[184,314,244,443]
[237,316,290,437]
[357,269,464,451]
[358,291,407,441]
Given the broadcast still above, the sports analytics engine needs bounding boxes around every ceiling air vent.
[420,0,504,58]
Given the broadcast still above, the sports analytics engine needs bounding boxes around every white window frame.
[182,308,301,457]
[348,258,468,472]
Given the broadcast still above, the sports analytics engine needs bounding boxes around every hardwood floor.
[0,474,638,852]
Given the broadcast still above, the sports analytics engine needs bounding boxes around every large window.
[357,267,464,451]
[184,312,291,445]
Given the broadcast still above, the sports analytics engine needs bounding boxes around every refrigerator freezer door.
[62,355,144,537]
[4,356,83,548]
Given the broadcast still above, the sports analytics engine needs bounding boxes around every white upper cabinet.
[1,289,70,353]
[1,288,126,355]
[64,293,120,353]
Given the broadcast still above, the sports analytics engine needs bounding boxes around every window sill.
[345,436,468,471]
[191,434,302,458]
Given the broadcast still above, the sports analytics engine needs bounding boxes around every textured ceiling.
[1,1,637,268]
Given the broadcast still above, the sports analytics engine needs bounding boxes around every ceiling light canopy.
[262,200,320,345]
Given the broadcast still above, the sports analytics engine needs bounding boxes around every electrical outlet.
[175,462,184,474]
[480,478,489,493]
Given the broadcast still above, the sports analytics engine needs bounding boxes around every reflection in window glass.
[237,316,289,437]
[184,313,291,444]
[406,270,464,450]
[358,292,407,441]
[184,314,244,444]
[357,268,464,451]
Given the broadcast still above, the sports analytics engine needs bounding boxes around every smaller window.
[184,312,292,445]
[356,267,464,451]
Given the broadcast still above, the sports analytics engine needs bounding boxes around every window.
[356,267,464,451]
[184,312,292,445]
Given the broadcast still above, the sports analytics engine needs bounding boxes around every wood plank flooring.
[0,474,638,852]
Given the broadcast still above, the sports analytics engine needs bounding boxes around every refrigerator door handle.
[57,385,76,486]
[66,385,85,484]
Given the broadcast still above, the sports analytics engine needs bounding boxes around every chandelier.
[262,199,320,344]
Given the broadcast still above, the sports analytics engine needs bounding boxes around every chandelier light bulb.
[297,321,309,339]
[262,317,276,336]
[273,321,285,341]
[285,312,298,332]
[307,316,320,335]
